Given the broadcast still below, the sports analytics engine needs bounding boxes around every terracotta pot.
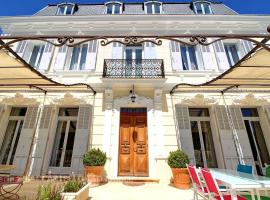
[171,168,191,189]
[85,166,105,184]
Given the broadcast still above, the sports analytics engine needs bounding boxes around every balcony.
[103,59,165,78]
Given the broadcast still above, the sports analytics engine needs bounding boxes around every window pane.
[36,45,45,68]
[70,46,80,70]
[189,108,210,117]
[107,4,113,14]
[114,4,120,14]
[58,108,79,117]
[180,46,189,70]
[191,121,204,167]
[65,5,73,15]
[79,44,88,70]
[10,107,27,116]
[187,46,198,70]
[29,46,40,67]
[63,121,76,167]
[195,3,203,14]
[58,6,66,15]
[225,44,240,66]
[241,108,259,117]
[146,4,152,14]
[203,3,211,14]
[154,3,161,14]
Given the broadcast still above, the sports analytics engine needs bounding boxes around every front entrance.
[118,108,148,176]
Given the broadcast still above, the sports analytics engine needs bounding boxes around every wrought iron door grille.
[103,59,165,78]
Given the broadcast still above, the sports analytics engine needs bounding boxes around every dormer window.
[56,3,75,15]
[193,1,213,14]
[105,2,122,14]
[145,1,162,14]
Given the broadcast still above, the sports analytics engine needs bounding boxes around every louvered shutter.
[39,40,55,71]
[228,106,254,166]
[112,42,123,59]
[200,44,216,70]
[16,41,28,58]
[175,105,195,164]
[215,106,239,169]
[85,40,98,71]
[213,40,230,70]
[30,106,53,176]
[144,42,156,59]
[241,40,254,54]
[170,41,183,71]
[12,106,39,175]
[71,105,92,175]
[54,45,68,71]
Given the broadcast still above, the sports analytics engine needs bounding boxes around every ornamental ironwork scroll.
[103,59,165,78]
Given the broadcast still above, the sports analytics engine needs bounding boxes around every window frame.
[29,44,45,69]
[69,44,89,71]
[180,45,200,70]
[105,1,123,14]
[193,1,213,15]
[144,1,163,14]
[223,42,241,66]
[56,3,75,15]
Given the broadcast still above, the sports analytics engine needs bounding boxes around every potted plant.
[61,179,90,200]
[83,148,107,184]
[167,149,191,189]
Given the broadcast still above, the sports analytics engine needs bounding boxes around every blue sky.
[0,0,270,16]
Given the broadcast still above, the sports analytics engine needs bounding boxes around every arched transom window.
[105,1,122,14]
[56,3,75,15]
[193,1,213,14]
[145,1,162,14]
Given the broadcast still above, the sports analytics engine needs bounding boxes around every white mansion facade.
[0,0,270,181]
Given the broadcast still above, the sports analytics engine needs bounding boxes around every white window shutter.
[12,106,39,176]
[175,105,195,164]
[144,42,156,59]
[16,41,28,58]
[215,106,238,169]
[170,41,183,71]
[241,39,254,54]
[71,105,92,175]
[30,106,54,176]
[85,40,98,71]
[228,105,254,166]
[39,40,55,72]
[54,45,68,71]
[213,40,230,70]
[200,45,215,70]
[112,41,123,59]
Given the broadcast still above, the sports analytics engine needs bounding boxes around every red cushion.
[215,195,247,200]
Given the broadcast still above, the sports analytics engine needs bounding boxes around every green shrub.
[36,184,61,200]
[83,148,106,166]
[63,179,84,193]
[167,149,189,168]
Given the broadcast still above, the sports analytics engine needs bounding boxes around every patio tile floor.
[89,182,195,200]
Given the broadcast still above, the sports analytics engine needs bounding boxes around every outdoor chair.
[187,164,208,200]
[200,168,247,200]
[237,164,253,174]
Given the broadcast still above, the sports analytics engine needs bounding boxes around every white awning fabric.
[0,49,95,93]
[171,48,270,94]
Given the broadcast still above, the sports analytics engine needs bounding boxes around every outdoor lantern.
[130,85,136,103]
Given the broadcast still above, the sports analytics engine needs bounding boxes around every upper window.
[56,3,75,15]
[29,44,45,69]
[180,45,199,70]
[69,44,88,70]
[105,2,122,14]
[224,43,240,66]
[145,1,162,14]
[193,1,212,14]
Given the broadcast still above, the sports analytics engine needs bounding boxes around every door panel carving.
[118,108,148,176]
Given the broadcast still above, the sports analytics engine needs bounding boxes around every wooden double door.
[118,108,148,176]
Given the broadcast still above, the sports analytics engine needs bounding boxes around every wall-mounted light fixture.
[129,85,136,103]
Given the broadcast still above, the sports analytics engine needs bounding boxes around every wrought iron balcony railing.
[103,59,165,78]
